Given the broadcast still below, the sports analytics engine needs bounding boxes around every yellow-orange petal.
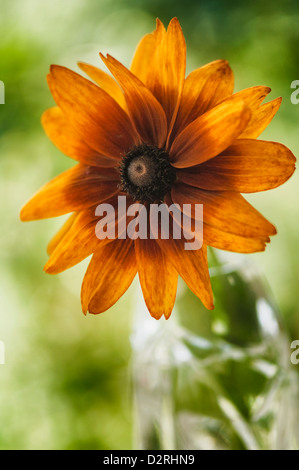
[47,65,139,159]
[135,237,178,319]
[130,18,165,83]
[177,139,296,193]
[156,237,214,310]
[100,54,167,148]
[170,97,251,167]
[47,213,78,255]
[165,192,268,253]
[229,86,272,111]
[223,86,281,139]
[81,239,137,315]
[20,164,119,221]
[44,204,115,274]
[131,18,186,128]
[203,223,268,253]
[170,60,234,142]
[239,97,282,139]
[172,183,276,240]
[77,61,126,109]
[42,107,119,167]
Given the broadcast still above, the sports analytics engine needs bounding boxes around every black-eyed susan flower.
[20,18,296,319]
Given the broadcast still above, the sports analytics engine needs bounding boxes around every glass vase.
[131,249,299,450]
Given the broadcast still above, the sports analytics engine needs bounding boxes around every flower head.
[20,18,296,319]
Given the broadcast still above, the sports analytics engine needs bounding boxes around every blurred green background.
[0,0,298,450]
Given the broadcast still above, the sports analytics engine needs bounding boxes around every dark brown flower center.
[120,144,176,203]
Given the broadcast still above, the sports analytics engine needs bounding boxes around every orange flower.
[20,18,296,319]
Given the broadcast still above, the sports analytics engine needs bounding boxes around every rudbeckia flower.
[20,18,296,319]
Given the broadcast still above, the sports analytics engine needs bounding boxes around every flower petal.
[45,195,134,274]
[153,17,186,127]
[135,237,178,319]
[130,18,165,83]
[222,86,281,139]
[42,107,119,167]
[44,200,119,274]
[203,224,269,253]
[20,164,119,220]
[81,239,137,314]
[47,213,78,255]
[166,191,268,253]
[77,61,126,109]
[172,183,276,240]
[177,139,296,193]
[170,96,251,168]
[100,54,167,147]
[239,97,282,139]
[230,86,272,111]
[44,208,105,274]
[157,237,214,310]
[131,18,186,127]
[47,65,139,159]
[170,60,234,142]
